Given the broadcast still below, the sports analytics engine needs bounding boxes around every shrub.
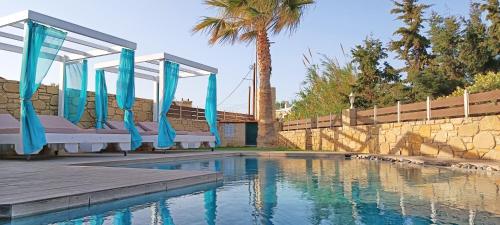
[449,72,500,96]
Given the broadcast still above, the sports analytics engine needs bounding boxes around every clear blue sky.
[0,0,471,113]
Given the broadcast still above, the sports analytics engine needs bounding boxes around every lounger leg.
[193,142,201,149]
[180,142,189,149]
[209,142,215,148]
[64,144,79,153]
[117,143,131,151]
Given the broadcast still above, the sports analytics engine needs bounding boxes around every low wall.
[278,115,500,160]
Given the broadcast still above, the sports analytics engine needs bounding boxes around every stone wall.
[218,122,246,147]
[0,76,208,132]
[278,115,500,160]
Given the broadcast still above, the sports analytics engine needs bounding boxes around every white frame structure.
[0,10,137,154]
[94,52,218,149]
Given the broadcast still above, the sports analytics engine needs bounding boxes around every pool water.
[3,157,500,225]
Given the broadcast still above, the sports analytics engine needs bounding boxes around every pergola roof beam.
[0,42,64,61]
[0,31,92,57]
[102,67,158,81]
[10,22,122,54]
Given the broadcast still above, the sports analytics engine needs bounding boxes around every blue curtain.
[95,69,108,129]
[204,189,217,225]
[158,61,179,148]
[19,20,66,154]
[205,74,221,146]
[116,49,142,150]
[63,59,87,124]
[113,209,132,225]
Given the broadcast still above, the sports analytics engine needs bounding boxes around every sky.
[0,0,471,113]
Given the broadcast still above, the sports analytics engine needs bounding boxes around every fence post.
[397,101,401,123]
[179,105,182,119]
[426,96,431,121]
[223,111,226,120]
[196,107,199,120]
[373,105,377,125]
[329,113,332,127]
[316,115,319,129]
[296,120,299,130]
[464,89,469,119]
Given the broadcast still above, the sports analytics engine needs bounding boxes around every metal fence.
[282,89,500,131]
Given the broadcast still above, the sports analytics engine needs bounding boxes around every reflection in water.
[3,157,500,225]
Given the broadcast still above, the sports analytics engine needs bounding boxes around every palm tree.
[193,0,315,147]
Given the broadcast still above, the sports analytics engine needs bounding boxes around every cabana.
[0,10,138,155]
[94,53,221,150]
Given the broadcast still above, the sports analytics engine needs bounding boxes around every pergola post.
[152,80,159,122]
[157,60,165,122]
[57,56,67,117]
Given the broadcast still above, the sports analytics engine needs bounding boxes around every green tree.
[192,0,315,147]
[481,0,500,71]
[459,3,491,77]
[389,0,431,96]
[351,36,402,108]
[423,13,465,97]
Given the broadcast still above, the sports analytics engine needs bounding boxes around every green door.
[245,122,258,146]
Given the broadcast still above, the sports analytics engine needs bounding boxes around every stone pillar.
[342,108,356,127]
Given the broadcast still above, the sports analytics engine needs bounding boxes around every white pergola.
[94,52,218,122]
[0,10,137,118]
[0,10,138,153]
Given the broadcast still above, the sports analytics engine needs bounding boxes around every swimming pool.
[2,156,499,224]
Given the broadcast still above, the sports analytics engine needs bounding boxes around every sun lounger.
[105,120,157,149]
[137,121,215,149]
[0,114,132,155]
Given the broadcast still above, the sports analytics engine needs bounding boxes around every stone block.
[440,123,454,131]
[3,82,19,93]
[458,124,479,137]
[463,150,480,159]
[0,94,7,104]
[419,125,431,138]
[433,131,447,143]
[479,116,500,131]
[420,143,438,156]
[472,132,495,149]
[437,146,454,158]
[379,143,390,154]
[46,86,58,94]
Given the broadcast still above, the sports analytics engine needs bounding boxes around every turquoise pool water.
[2,157,500,225]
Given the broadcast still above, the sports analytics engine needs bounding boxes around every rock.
[50,95,58,106]
[419,125,431,138]
[449,137,466,153]
[379,143,390,154]
[473,132,495,149]
[437,146,454,158]
[458,124,479,137]
[0,94,7,104]
[440,123,454,131]
[32,100,46,109]
[3,82,19,93]
[463,150,480,159]
[433,131,448,143]
[46,86,59,94]
[420,143,439,156]
[479,116,500,131]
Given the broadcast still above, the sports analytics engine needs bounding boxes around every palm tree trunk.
[256,30,276,147]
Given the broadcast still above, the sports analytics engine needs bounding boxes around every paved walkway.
[0,152,232,218]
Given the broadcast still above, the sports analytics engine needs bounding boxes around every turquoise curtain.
[159,200,175,225]
[116,49,142,150]
[113,209,131,225]
[19,20,66,154]
[204,189,217,225]
[158,61,179,148]
[95,69,108,129]
[63,59,88,124]
[205,74,221,146]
